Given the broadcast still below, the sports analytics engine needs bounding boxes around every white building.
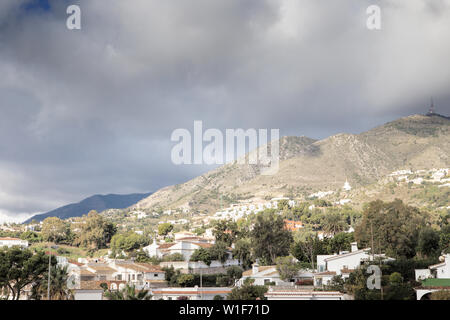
[314,242,390,287]
[151,287,232,300]
[415,254,450,300]
[0,237,29,248]
[237,263,313,287]
[265,287,346,300]
[111,261,166,289]
[343,180,352,191]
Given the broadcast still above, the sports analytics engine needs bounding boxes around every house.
[237,263,313,287]
[83,263,117,281]
[111,261,166,289]
[415,254,450,300]
[74,280,126,300]
[314,242,392,287]
[161,258,241,275]
[264,287,346,300]
[143,241,176,258]
[151,286,232,300]
[0,237,28,248]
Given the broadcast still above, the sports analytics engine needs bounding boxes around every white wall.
[74,290,103,300]
[326,252,369,274]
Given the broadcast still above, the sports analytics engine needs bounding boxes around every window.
[154,274,158,277]
[264,279,271,285]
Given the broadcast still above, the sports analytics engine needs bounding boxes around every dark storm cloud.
[1,0,450,221]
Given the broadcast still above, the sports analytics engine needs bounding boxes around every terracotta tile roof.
[158,243,176,249]
[0,237,22,241]
[176,237,205,241]
[193,242,213,249]
[116,262,164,273]
[340,268,355,274]
[86,265,116,273]
[134,263,164,273]
[314,271,337,276]
[79,280,126,290]
[152,289,231,295]
[242,266,276,276]
[68,260,84,267]
[265,291,343,297]
[79,269,95,275]
[324,249,369,261]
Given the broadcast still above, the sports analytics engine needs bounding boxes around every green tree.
[354,200,425,258]
[384,272,415,300]
[439,225,450,253]
[322,212,347,236]
[74,211,117,250]
[20,231,42,244]
[232,238,253,270]
[417,227,440,258]
[30,265,74,300]
[41,217,70,244]
[227,278,267,300]
[213,220,239,246]
[104,284,151,300]
[327,275,345,292]
[209,241,229,264]
[250,212,293,265]
[226,266,243,285]
[110,232,149,253]
[0,247,53,300]
[177,274,195,287]
[158,223,174,237]
[190,248,212,266]
[275,256,300,281]
[327,232,354,254]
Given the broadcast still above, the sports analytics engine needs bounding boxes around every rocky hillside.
[133,114,450,214]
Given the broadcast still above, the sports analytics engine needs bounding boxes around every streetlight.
[47,244,58,300]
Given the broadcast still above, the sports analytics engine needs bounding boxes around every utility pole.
[47,244,51,300]
[200,268,203,300]
[370,222,375,261]
[379,237,384,300]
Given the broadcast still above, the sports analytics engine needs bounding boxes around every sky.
[1,0,450,223]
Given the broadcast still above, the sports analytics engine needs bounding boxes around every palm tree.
[31,265,74,300]
[322,213,347,236]
[104,284,152,300]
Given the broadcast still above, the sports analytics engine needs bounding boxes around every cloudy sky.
[1,0,450,223]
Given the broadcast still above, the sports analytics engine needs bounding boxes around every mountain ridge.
[133,113,449,214]
[24,192,152,223]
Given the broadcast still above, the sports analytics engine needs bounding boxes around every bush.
[177,274,195,287]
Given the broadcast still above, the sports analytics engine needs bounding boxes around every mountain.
[24,193,152,223]
[133,113,449,213]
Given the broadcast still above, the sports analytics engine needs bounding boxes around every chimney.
[351,242,358,252]
[252,262,259,275]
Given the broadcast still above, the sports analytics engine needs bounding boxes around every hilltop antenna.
[429,97,435,114]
